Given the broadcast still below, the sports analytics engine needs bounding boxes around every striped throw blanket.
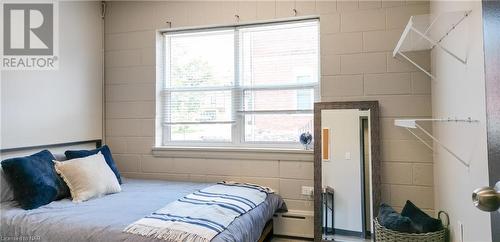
[124,181,273,242]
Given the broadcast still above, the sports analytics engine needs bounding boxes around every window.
[160,20,319,148]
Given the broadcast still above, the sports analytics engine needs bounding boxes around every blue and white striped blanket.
[124,182,273,242]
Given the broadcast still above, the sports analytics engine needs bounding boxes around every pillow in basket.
[378,203,417,233]
[401,200,443,233]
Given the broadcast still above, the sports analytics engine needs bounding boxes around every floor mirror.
[313,101,381,241]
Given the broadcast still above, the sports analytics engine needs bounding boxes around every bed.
[0,178,285,242]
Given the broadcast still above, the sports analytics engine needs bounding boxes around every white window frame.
[158,18,320,149]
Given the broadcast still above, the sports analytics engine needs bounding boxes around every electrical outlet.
[301,186,314,196]
[457,221,464,242]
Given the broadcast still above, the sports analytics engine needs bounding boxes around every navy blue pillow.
[378,203,417,233]
[64,145,122,184]
[401,200,442,233]
[1,150,70,209]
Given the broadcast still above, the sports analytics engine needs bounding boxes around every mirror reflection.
[315,103,379,241]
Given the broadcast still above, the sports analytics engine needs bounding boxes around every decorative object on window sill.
[299,131,313,150]
[394,117,479,168]
[393,10,471,80]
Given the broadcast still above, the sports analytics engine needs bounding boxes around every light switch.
[345,152,351,160]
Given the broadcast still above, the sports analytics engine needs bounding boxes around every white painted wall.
[322,109,363,232]
[1,2,103,150]
[430,1,492,241]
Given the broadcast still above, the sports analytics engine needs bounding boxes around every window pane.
[243,89,314,111]
[171,124,231,142]
[239,21,318,145]
[240,22,319,87]
[168,30,234,88]
[245,114,313,142]
[167,90,232,123]
[165,30,235,144]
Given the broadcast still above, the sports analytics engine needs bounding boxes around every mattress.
[0,178,285,242]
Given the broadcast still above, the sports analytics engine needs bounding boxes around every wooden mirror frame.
[313,101,381,241]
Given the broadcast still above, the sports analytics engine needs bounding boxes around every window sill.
[152,146,313,161]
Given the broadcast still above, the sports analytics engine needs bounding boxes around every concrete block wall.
[104,0,434,215]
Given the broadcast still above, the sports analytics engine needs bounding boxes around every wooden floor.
[271,235,371,242]
[322,234,372,242]
[271,237,311,242]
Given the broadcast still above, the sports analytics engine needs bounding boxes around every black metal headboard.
[0,139,102,153]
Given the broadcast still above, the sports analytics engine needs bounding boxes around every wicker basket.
[374,213,448,242]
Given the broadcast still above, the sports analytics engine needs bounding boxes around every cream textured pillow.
[54,152,121,202]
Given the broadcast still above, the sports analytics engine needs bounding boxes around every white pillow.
[54,152,121,202]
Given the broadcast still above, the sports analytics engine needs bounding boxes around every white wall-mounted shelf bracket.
[392,10,471,80]
[394,117,479,169]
